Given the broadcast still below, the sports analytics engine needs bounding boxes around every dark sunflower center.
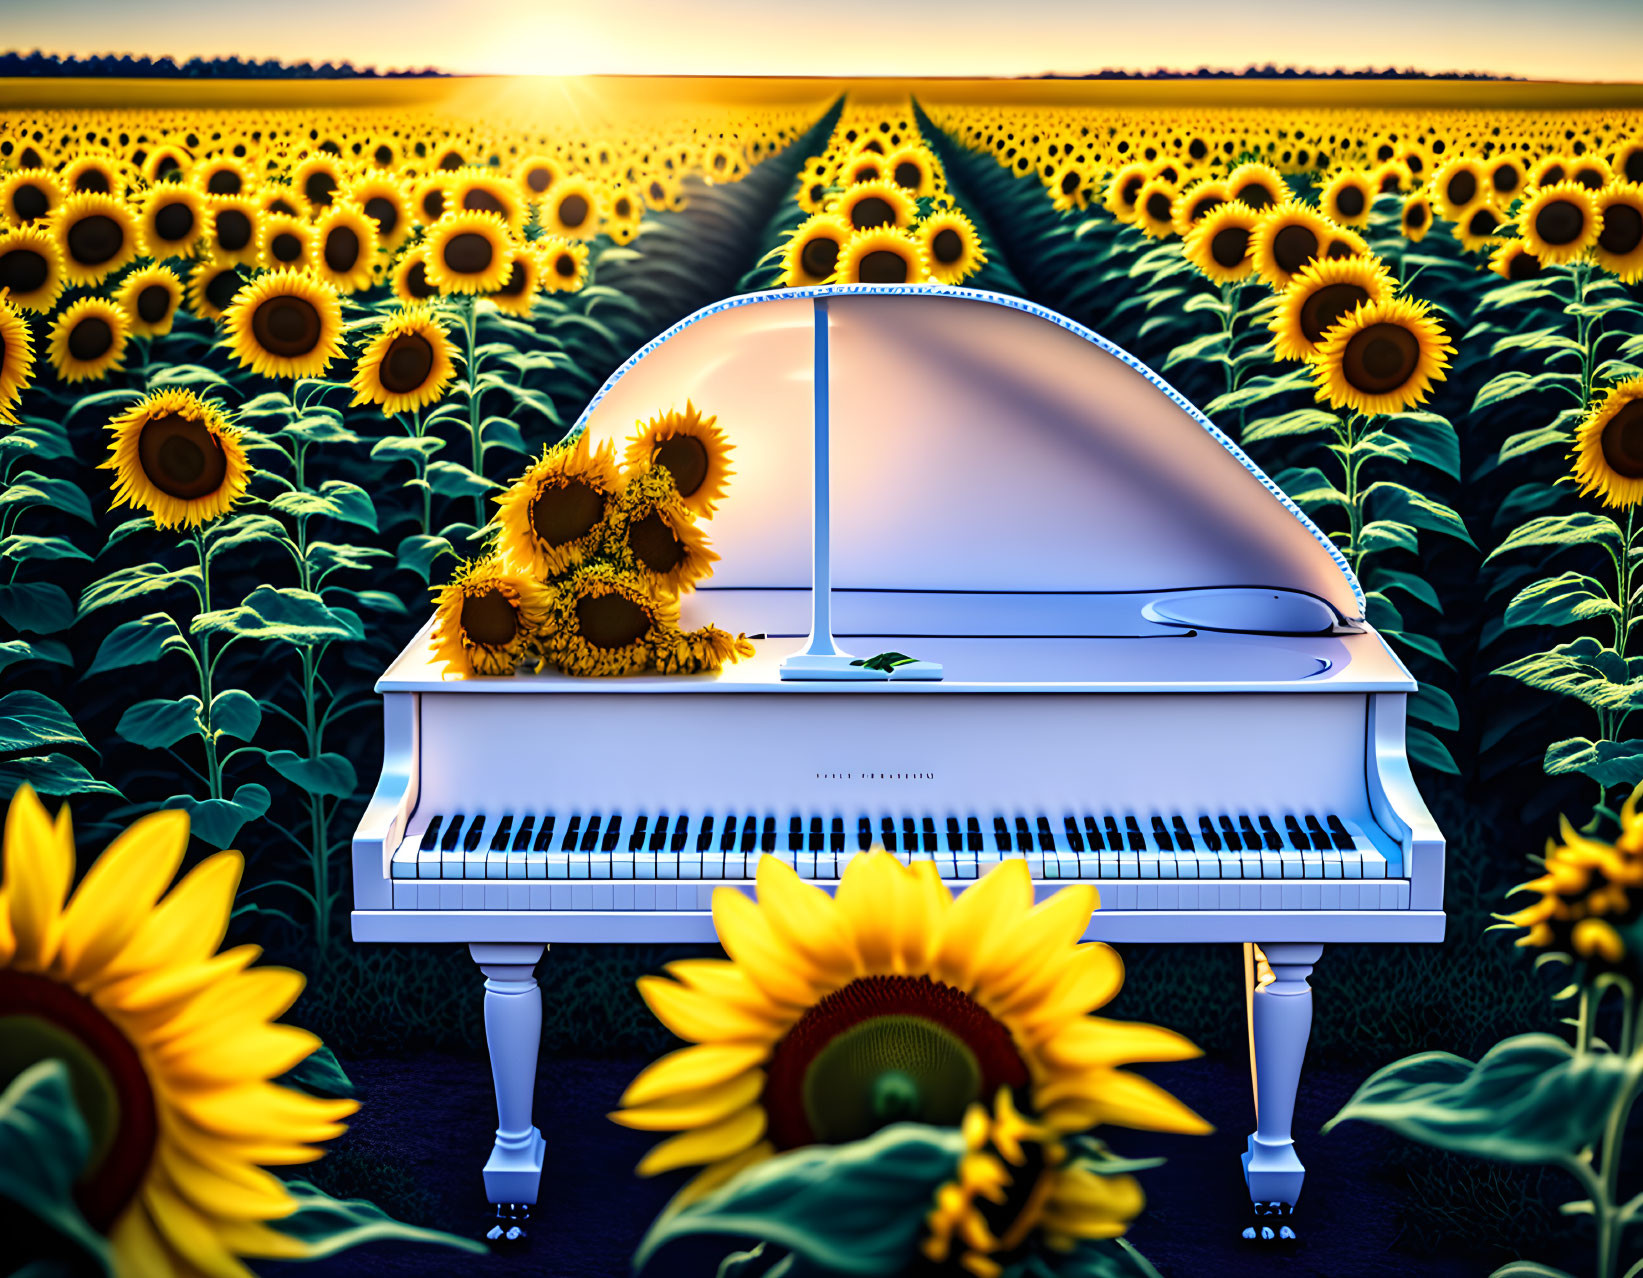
[268,196,298,217]
[405,259,435,299]
[1272,223,1319,273]
[800,234,841,280]
[653,434,709,497]
[1507,249,1542,280]
[380,332,434,393]
[1335,185,1365,217]
[0,247,47,294]
[1601,401,1643,480]
[204,268,242,312]
[554,252,577,279]
[375,144,394,166]
[1446,170,1477,207]
[460,588,519,647]
[76,169,109,193]
[1234,181,1274,209]
[1120,175,1143,206]
[526,166,553,193]
[443,231,494,275]
[1343,322,1420,394]
[558,193,590,228]
[1405,203,1428,229]
[136,284,170,324]
[1145,191,1173,223]
[531,478,604,547]
[68,317,113,361]
[1326,239,1355,259]
[1574,167,1605,190]
[894,161,922,188]
[1467,208,1499,236]
[271,231,303,263]
[215,208,251,252]
[1626,152,1643,185]
[1492,163,1519,193]
[67,213,122,266]
[207,169,241,195]
[931,227,963,265]
[251,294,322,358]
[304,171,336,206]
[1536,199,1585,245]
[1300,283,1371,345]
[575,593,650,649]
[462,190,505,219]
[1210,226,1249,268]
[0,971,158,1232]
[762,975,1029,1150]
[1060,170,1081,195]
[153,200,194,242]
[850,197,895,230]
[1599,204,1643,256]
[628,511,684,573]
[137,412,228,499]
[323,225,360,272]
[363,196,399,235]
[1191,194,1224,221]
[496,261,527,297]
[858,249,909,283]
[12,183,48,221]
[421,189,445,220]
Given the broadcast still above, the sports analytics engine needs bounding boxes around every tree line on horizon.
[1033,63,1525,80]
[0,50,445,78]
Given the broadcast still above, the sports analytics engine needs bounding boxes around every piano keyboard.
[385,808,1409,912]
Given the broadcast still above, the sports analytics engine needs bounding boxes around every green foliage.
[0,1062,110,1276]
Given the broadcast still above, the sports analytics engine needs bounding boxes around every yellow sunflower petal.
[982,885,1098,1009]
[667,1140,776,1211]
[98,851,243,985]
[637,972,785,1044]
[145,966,307,1046]
[609,1068,766,1131]
[168,1083,356,1148]
[154,1137,298,1222]
[1038,1018,1203,1070]
[618,1040,771,1109]
[1009,943,1126,1041]
[635,1105,767,1177]
[712,886,831,1008]
[55,808,189,983]
[153,1022,323,1087]
[755,854,860,983]
[4,784,74,970]
[934,859,1035,993]
[110,1198,186,1278]
[98,946,262,1019]
[0,887,12,965]
[1041,1068,1212,1135]
[835,850,943,975]
[139,1174,262,1278]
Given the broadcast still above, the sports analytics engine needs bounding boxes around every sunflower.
[919,209,987,286]
[1500,803,1643,974]
[835,226,930,285]
[1227,161,1286,212]
[222,270,344,380]
[0,225,66,313]
[1048,160,1093,214]
[48,298,130,384]
[1170,178,1230,237]
[449,169,526,233]
[391,244,439,303]
[1401,192,1433,243]
[1322,225,1369,260]
[293,154,342,211]
[649,623,756,676]
[540,175,604,240]
[257,212,314,271]
[0,787,358,1277]
[1,168,62,226]
[537,237,590,293]
[843,153,887,186]
[410,174,450,227]
[205,194,260,266]
[1101,162,1150,222]
[1454,202,1506,253]
[1370,158,1413,195]
[1269,255,1396,362]
[1132,177,1180,238]
[604,186,644,246]
[921,1090,1146,1276]
[1532,154,1574,189]
[515,153,563,199]
[349,305,456,417]
[1570,157,1614,191]
[1319,171,1374,227]
[1519,181,1600,265]
[186,258,249,323]
[538,561,681,677]
[644,172,686,214]
[1593,184,1643,282]
[610,854,1206,1208]
[1615,141,1643,188]
[603,463,719,595]
[1431,156,1489,220]
[1571,379,1643,509]
[1486,155,1527,203]
[833,180,918,234]
[103,388,250,528]
[1311,297,1453,417]
[424,211,512,293]
[0,295,33,424]
[1489,239,1544,281]
[64,153,124,197]
[115,264,184,338]
[140,142,192,185]
[780,212,853,287]
[624,400,734,518]
[886,145,939,196]
[430,558,551,678]
[52,191,139,286]
[494,432,623,576]
[194,153,251,198]
[310,203,378,292]
[345,173,413,249]
[1250,203,1333,291]
[136,185,204,260]
[1183,201,1260,284]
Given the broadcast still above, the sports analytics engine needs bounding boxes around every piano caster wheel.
[1241,1201,1297,1245]
[485,1203,530,1246]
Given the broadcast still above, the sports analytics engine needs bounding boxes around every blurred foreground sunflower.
[611,855,1206,1208]
[0,786,358,1277]
[430,558,551,677]
[1571,378,1643,509]
[103,388,250,529]
[349,305,455,416]
[1310,297,1452,417]
[623,400,734,518]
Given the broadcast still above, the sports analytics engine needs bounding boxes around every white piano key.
[1216,852,1241,879]
[391,849,418,879]
[486,850,508,878]
[935,856,957,878]
[1026,854,1044,878]
[680,856,702,880]
[1261,853,1282,878]
[658,854,678,879]
[525,853,546,879]
[568,855,589,880]
[418,849,442,878]
[1159,856,1178,878]
[1323,858,1341,879]
[1363,850,1389,879]
[1300,851,1321,878]
[635,853,656,880]
[797,852,816,878]
[506,854,527,880]
[703,852,724,879]
[442,849,464,879]
[1342,851,1363,879]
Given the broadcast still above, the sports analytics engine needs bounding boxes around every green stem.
[463,296,484,531]
[191,528,222,801]
[1596,1058,1643,1278]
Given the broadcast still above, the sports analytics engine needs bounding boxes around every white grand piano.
[352,284,1445,1241]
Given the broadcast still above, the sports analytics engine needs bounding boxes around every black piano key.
[1064,816,1085,853]
[722,815,739,853]
[491,814,515,851]
[1198,816,1222,852]
[1304,814,1332,851]
[440,814,465,852]
[881,816,897,852]
[1171,815,1195,851]
[580,814,602,853]
[993,816,1012,852]
[1124,815,1144,851]
[761,816,776,853]
[463,815,488,852]
[831,817,844,853]
[1238,815,1261,850]
[860,816,874,851]
[630,814,649,852]
[1283,815,1308,851]
[1258,814,1283,850]
[650,814,671,852]
[697,815,715,853]
[560,815,581,851]
[512,815,535,852]
[1151,815,1173,852]
[903,817,919,852]
[947,816,963,852]
[604,814,624,853]
[1104,816,1122,849]
[1036,815,1055,852]
[789,816,804,852]
[1326,814,1355,851]
[420,815,444,850]
[809,816,823,853]
[921,816,938,853]
[967,816,983,853]
[534,814,556,851]
[742,818,759,854]
[671,816,690,852]
[1218,815,1242,852]
[1014,816,1033,852]
[1084,816,1103,851]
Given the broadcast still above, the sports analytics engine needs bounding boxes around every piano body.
[352,284,1445,1238]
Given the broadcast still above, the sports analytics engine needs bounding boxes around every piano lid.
[574,285,1364,621]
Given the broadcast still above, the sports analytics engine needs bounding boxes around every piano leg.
[471,942,548,1242]
[1242,942,1322,1238]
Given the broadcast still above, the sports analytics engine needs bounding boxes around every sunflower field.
[4,73,1643,1273]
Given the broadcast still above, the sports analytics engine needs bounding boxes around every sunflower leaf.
[0,754,120,800]
[267,749,358,798]
[270,1178,485,1258]
[1487,513,1624,562]
[397,533,457,582]
[1364,483,1474,547]
[370,435,445,464]
[118,695,204,749]
[0,582,74,634]
[204,513,289,559]
[193,585,362,645]
[278,1044,356,1099]
[0,1061,112,1276]
[1,534,93,563]
[77,562,201,619]
[0,475,95,524]
[427,460,499,498]
[317,480,378,531]
[168,783,272,849]
[0,691,91,755]
[1503,572,1621,630]
[86,612,192,677]
[1408,726,1460,774]
[1377,411,1461,479]
[0,638,71,674]
[1543,738,1643,789]
[209,689,262,742]
[1241,408,1338,443]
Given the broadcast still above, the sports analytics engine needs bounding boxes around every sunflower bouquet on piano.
[429,401,757,679]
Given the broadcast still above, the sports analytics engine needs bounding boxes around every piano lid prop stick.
[780,294,941,681]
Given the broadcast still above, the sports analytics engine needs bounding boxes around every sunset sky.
[1,0,1641,81]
